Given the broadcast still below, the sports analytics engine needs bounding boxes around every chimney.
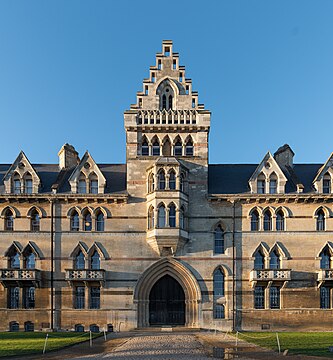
[58,143,79,169]
[274,144,294,168]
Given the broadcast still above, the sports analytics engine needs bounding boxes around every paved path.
[71,334,213,359]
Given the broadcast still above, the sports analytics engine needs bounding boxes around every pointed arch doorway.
[149,275,185,325]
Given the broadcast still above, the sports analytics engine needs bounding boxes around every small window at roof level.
[90,179,98,194]
[157,59,162,70]
[14,179,21,194]
[138,98,142,108]
[257,179,265,194]
[179,73,183,82]
[151,73,156,83]
[192,98,195,108]
[164,47,170,56]
[25,179,33,194]
[145,86,148,95]
[173,59,177,69]
[5,209,14,231]
[186,85,189,95]
[269,179,277,194]
[323,174,331,194]
[78,179,86,194]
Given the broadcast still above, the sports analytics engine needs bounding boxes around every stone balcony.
[0,269,41,286]
[250,269,291,285]
[65,269,105,285]
[317,269,333,282]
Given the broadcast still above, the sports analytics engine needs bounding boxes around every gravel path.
[71,334,213,359]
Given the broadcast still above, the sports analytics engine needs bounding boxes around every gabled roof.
[313,152,333,183]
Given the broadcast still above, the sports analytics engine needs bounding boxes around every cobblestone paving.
[72,334,214,359]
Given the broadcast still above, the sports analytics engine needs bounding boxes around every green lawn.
[0,332,101,357]
[237,332,333,357]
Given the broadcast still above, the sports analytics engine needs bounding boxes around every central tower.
[124,40,211,255]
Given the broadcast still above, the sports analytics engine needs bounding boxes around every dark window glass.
[78,179,86,194]
[323,179,331,194]
[168,95,173,110]
[213,304,225,319]
[10,252,20,269]
[158,206,166,228]
[320,287,330,309]
[320,248,331,269]
[276,211,285,231]
[162,94,167,109]
[75,251,85,270]
[25,179,33,194]
[9,321,19,331]
[75,324,85,332]
[24,321,34,332]
[90,287,100,309]
[25,252,35,269]
[5,211,14,231]
[257,180,265,194]
[84,213,92,231]
[317,210,325,231]
[90,180,98,194]
[23,286,35,309]
[142,140,149,156]
[91,251,100,270]
[269,286,280,309]
[14,179,21,194]
[152,141,160,156]
[169,204,176,228]
[213,269,224,297]
[8,287,20,309]
[269,179,277,194]
[75,286,85,309]
[251,211,259,231]
[270,250,280,269]
[31,211,40,232]
[254,286,265,309]
[254,252,264,269]
[185,140,193,156]
[158,171,166,190]
[174,141,182,156]
[214,226,224,254]
[263,211,272,231]
[96,212,104,232]
[71,212,80,231]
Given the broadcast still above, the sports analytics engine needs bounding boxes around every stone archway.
[134,258,201,328]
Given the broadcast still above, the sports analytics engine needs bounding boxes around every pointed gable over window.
[3,151,41,194]
[248,152,287,194]
[68,151,106,194]
[313,153,333,194]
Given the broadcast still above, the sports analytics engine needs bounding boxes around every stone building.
[0,40,332,332]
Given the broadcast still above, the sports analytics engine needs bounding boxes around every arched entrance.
[134,258,201,328]
[149,275,185,325]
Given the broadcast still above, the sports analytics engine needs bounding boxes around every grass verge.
[236,332,333,358]
[0,331,101,358]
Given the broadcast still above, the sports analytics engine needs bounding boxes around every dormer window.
[78,174,86,194]
[24,173,33,194]
[174,140,182,156]
[13,173,21,194]
[257,173,265,194]
[269,173,277,194]
[89,173,98,194]
[323,173,331,194]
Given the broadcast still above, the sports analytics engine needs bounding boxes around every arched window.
[13,172,21,194]
[78,173,87,194]
[270,250,281,269]
[169,204,176,227]
[254,250,265,269]
[24,250,35,269]
[174,139,182,156]
[276,210,285,231]
[269,173,277,194]
[24,173,33,194]
[91,250,100,270]
[24,321,34,332]
[250,210,259,231]
[9,287,20,309]
[95,211,104,232]
[169,170,176,190]
[257,173,265,194]
[89,173,98,194]
[162,138,171,156]
[158,170,166,190]
[31,209,40,232]
[84,212,92,231]
[179,207,185,229]
[9,321,19,331]
[180,173,185,192]
[323,173,331,194]
[142,138,149,156]
[148,206,154,229]
[4,209,14,231]
[152,139,160,156]
[10,252,20,269]
[185,138,193,156]
[75,250,85,270]
[320,247,331,269]
[213,268,225,297]
[162,94,167,109]
[168,95,173,110]
[23,287,35,309]
[263,210,272,231]
[214,225,224,254]
[148,173,155,193]
[320,287,330,309]
[158,205,166,228]
[75,324,85,332]
[317,209,325,231]
[71,210,80,231]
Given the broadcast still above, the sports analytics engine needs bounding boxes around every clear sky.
[0,0,333,165]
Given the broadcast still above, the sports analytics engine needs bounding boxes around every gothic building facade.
[1,40,333,332]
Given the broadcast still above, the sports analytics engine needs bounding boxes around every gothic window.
[254,251,265,270]
[162,137,171,156]
[213,304,225,319]
[78,173,87,194]
[180,173,185,192]
[168,95,173,110]
[75,286,85,309]
[269,173,277,194]
[323,173,331,194]
[185,138,193,156]
[13,173,21,194]
[254,286,265,309]
[169,204,176,228]
[23,286,35,309]
[148,173,155,193]
[162,94,167,109]
[320,287,330,309]
[89,173,98,194]
[213,268,225,297]
[70,210,80,231]
[90,287,100,309]
[276,210,285,231]
[250,210,259,231]
[270,250,281,269]
[158,170,166,190]
[257,173,265,194]
[8,287,20,309]
[269,286,280,309]
[83,212,92,231]
[174,139,182,156]
[214,225,224,254]
[152,139,160,156]
[169,170,176,190]
[317,209,325,231]
[320,247,331,269]
[95,211,104,232]
[75,250,85,270]
[158,205,166,228]
[142,138,149,156]
[148,206,154,229]
[4,209,14,231]
[30,209,40,232]
[24,250,35,269]
[263,210,272,231]
[179,207,185,229]
[91,250,100,270]
[10,251,20,269]
[24,173,33,194]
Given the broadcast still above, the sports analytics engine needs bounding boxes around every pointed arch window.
[320,247,331,269]
[270,250,281,269]
[254,251,265,270]
[168,95,173,110]
[174,140,182,156]
[4,209,14,231]
[269,174,277,194]
[10,252,20,269]
[320,287,330,309]
[158,205,166,228]
[148,173,155,193]
[169,204,176,227]
[162,94,167,109]
[84,212,92,231]
[78,174,87,194]
[323,173,331,194]
[179,207,185,229]
[185,138,193,156]
[91,250,100,270]
[214,225,224,254]
[70,211,80,231]
[24,173,33,194]
[30,209,40,232]
[13,173,21,194]
[250,210,259,231]
[257,173,265,194]
[142,138,149,156]
[152,139,160,156]
[263,210,272,231]
[8,287,20,309]
[162,138,171,156]
[89,174,98,194]
[169,170,176,190]
[75,250,85,270]
[24,250,35,269]
[23,287,35,309]
[317,209,325,231]
[158,170,166,190]
[148,206,154,229]
[276,210,285,231]
[95,211,104,232]
[213,268,225,297]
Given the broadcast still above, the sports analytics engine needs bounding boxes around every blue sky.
[0,0,332,165]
